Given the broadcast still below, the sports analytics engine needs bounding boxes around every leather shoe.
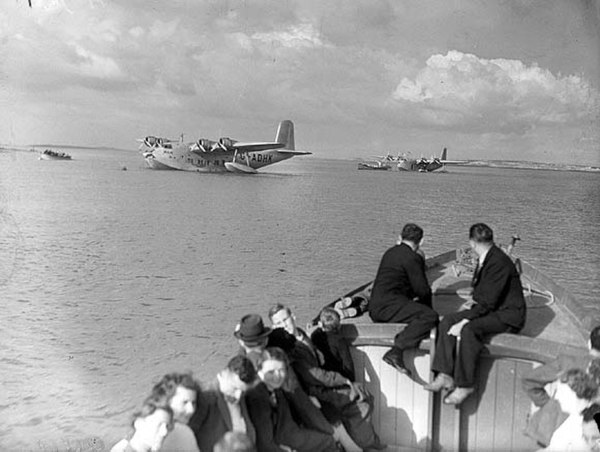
[443,387,475,405]
[382,348,412,377]
[423,373,454,392]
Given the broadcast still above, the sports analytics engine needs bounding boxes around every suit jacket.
[188,381,256,452]
[369,243,432,318]
[311,327,356,381]
[237,346,333,435]
[290,340,349,390]
[245,382,336,452]
[464,245,526,329]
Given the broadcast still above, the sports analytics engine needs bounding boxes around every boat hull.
[144,156,176,170]
[39,154,71,160]
[358,163,390,170]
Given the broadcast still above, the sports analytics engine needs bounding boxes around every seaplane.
[363,148,463,172]
[137,120,311,173]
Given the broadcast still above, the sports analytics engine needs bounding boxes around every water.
[1,149,598,450]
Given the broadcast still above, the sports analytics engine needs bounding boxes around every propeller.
[137,136,180,151]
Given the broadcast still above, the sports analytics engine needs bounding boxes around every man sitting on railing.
[369,223,438,377]
[425,223,527,405]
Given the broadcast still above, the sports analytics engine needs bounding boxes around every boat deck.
[332,249,588,452]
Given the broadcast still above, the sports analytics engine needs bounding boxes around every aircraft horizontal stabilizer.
[233,142,286,153]
[276,150,312,155]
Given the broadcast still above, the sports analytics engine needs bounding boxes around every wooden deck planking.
[511,360,540,451]
[352,346,432,450]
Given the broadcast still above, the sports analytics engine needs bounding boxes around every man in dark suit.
[246,347,338,452]
[269,304,385,451]
[189,355,257,452]
[425,223,526,405]
[369,223,438,375]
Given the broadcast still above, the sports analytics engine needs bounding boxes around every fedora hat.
[234,314,272,343]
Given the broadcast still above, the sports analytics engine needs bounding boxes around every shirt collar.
[478,246,491,267]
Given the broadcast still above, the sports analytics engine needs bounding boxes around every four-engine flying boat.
[364,148,458,172]
[138,120,310,173]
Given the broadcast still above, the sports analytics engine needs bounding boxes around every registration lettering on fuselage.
[247,153,273,163]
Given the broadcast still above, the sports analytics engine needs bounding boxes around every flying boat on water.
[138,120,311,173]
[358,148,466,172]
[38,149,72,160]
[310,237,590,451]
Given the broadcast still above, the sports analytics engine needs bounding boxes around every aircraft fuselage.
[145,145,292,172]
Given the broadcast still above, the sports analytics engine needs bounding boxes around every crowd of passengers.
[111,305,386,452]
[111,222,600,451]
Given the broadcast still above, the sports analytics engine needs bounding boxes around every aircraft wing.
[232,141,286,153]
[440,159,469,165]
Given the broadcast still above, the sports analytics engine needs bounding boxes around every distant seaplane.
[137,120,311,173]
[360,148,463,172]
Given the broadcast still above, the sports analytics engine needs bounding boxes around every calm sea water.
[1,148,598,450]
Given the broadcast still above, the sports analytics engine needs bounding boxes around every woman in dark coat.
[245,347,338,452]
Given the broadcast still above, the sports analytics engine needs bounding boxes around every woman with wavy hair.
[110,397,173,452]
[541,368,598,451]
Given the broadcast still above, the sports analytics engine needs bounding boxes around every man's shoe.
[382,348,412,377]
[443,387,475,405]
[423,373,454,393]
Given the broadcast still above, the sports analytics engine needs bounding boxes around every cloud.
[148,19,180,41]
[71,43,125,79]
[391,50,600,133]
[252,23,327,49]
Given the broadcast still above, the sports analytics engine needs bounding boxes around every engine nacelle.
[218,137,237,149]
[144,136,159,147]
[196,138,215,152]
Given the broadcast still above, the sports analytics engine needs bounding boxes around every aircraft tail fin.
[441,147,447,160]
[276,120,295,150]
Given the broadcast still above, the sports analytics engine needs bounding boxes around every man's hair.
[266,328,296,352]
[560,368,598,401]
[213,431,256,452]
[401,223,423,243]
[151,373,200,405]
[227,355,257,384]
[320,307,341,332]
[582,402,600,422]
[469,223,494,243]
[268,303,290,321]
[590,325,600,351]
[257,347,289,371]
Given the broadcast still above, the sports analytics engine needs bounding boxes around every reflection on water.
[0,149,598,449]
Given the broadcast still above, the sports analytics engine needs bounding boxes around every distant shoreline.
[2,145,598,173]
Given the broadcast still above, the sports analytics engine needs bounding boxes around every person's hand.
[448,319,470,337]
[279,445,296,452]
[304,322,318,335]
[347,381,368,402]
[346,380,359,401]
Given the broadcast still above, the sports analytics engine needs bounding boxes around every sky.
[1,0,599,165]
